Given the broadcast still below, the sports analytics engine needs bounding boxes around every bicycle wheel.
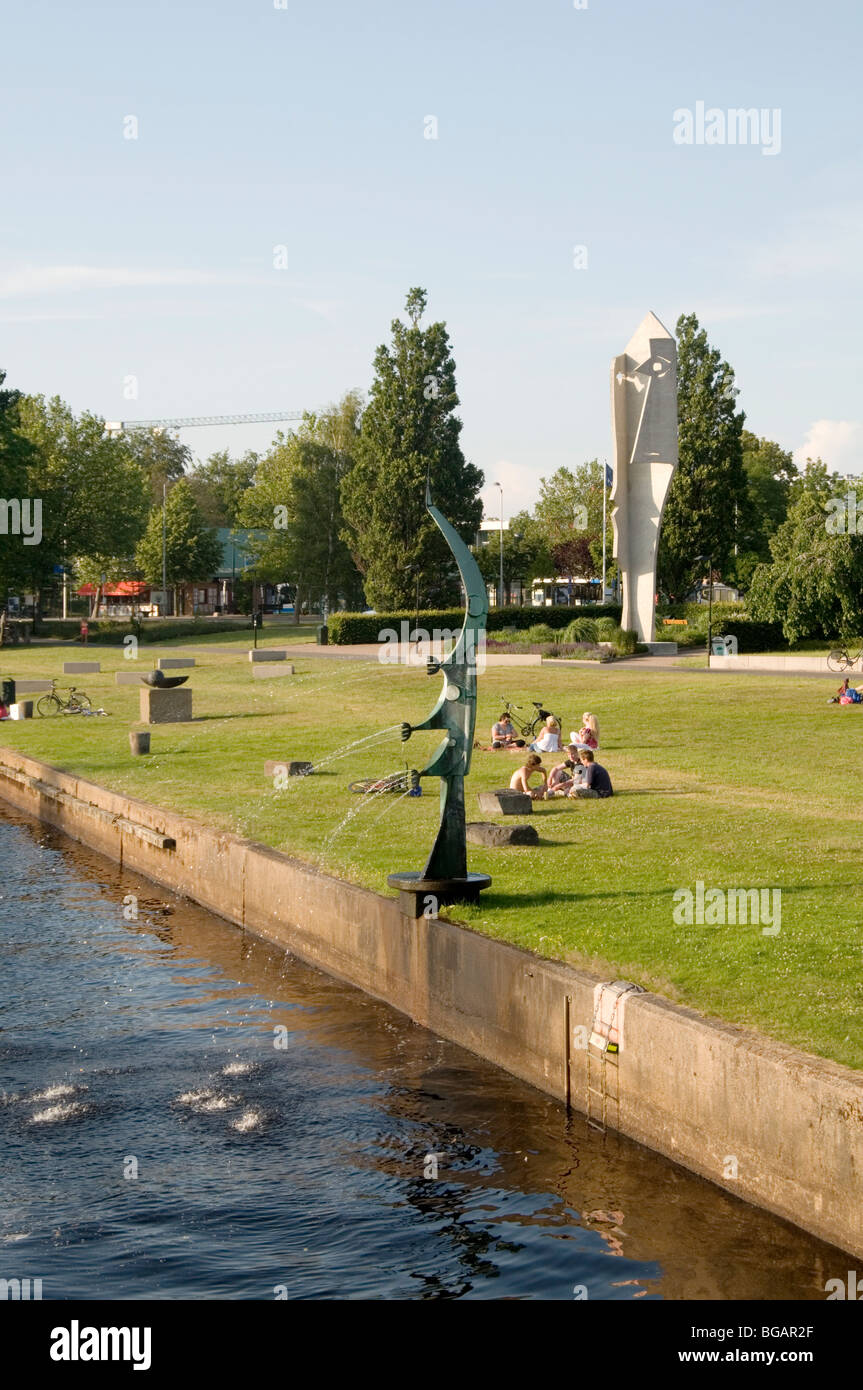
[67,692,91,712]
[349,779,376,794]
[827,649,850,672]
[37,694,62,717]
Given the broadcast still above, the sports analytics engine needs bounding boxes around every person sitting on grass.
[832,678,863,704]
[568,749,613,799]
[570,712,599,749]
[530,714,561,753]
[491,713,525,749]
[510,753,548,799]
[547,757,577,796]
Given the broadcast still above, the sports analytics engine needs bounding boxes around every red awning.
[77,581,151,597]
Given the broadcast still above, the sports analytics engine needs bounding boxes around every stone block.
[129,731,151,755]
[249,649,288,662]
[476,789,533,816]
[265,759,313,778]
[13,680,52,693]
[64,661,101,673]
[252,663,295,678]
[466,822,538,846]
[139,686,193,724]
[115,671,147,685]
[156,658,195,669]
[10,701,34,720]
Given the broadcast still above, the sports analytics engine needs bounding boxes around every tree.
[135,477,223,613]
[748,473,863,644]
[532,461,608,598]
[188,449,259,527]
[17,394,150,618]
[239,393,365,619]
[727,431,799,589]
[657,313,747,596]
[472,516,552,605]
[0,368,38,602]
[126,429,191,505]
[340,288,483,609]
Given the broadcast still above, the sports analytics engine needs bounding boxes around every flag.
[605,464,613,486]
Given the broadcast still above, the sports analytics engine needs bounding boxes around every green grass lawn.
[2,641,861,1070]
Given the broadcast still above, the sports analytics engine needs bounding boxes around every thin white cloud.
[794,419,863,473]
[0,265,259,297]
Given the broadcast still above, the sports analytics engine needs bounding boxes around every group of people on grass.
[490,708,613,800]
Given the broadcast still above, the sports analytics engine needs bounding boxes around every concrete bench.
[476,789,533,816]
[64,661,101,674]
[156,658,195,670]
[466,822,538,846]
[139,686,193,723]
[12,680,52,694]
[249,649,288,662]
[116,671,147,685]
[252,663,295,679]
[265,759,313,778]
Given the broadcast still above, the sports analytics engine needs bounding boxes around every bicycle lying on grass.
[36,680,92,716]
[500,699,563,741]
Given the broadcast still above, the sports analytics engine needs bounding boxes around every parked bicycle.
[36,680,92,717]
[827,641,863,672]
[500,699,563,741]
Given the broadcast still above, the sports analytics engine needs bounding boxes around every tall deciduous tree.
[135,477,223,613]
[17,394,150,617]
[0,368,38,601]
[239,393,365,619]
[340,289,483,609]
[748,468,863,643]
[188,449,259,527]
[728,431,799,588]
[658,313,747,596]
[126,429,192,505]
[532,461,609,595]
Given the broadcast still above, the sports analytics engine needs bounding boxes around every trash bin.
[1,677,15,707]
[711,638,727,656]
[316,624,329,646]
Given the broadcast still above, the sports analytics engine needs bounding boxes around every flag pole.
[602,459,608,604]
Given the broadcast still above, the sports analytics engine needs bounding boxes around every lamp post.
[494,482,504,609]
[161,481,168,616]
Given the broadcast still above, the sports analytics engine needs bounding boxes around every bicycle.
[500,699,563,742]
[349,769,420,795]
[827,642,863,672]
[36,680,93,717]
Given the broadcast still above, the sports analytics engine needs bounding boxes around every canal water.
[0,803,845,1300]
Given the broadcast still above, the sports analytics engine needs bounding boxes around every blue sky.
[2,0,861,516]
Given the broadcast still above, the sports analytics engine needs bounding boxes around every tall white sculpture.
[610,312,678,644]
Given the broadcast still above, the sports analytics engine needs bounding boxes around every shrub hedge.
[41,617,251,644]
[328,604,622,645]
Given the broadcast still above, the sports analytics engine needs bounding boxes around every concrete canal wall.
[1,745,860,1260]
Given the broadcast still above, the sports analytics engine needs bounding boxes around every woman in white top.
[530,715,561,753]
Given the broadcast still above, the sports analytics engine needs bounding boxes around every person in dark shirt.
[569,749,613,798]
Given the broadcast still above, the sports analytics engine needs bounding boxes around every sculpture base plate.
[387,871,492,918]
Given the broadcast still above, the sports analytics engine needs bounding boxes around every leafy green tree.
[17,394,150,617]
[658,313,747,596]
[748,471,863,643]
[726,432,798,590]
[135,477,223,613]
[473,512,552,604]
[126,429,191,505]
[0,368,38,601]
[532,461,609,597]
[239,393,365,619]
[340,288,483,609]
[188,449,259,527]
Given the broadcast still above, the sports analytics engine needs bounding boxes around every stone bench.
[156,658,195,670]
[64,661,101,674]
[252,663,295,679]
[249,649,288,662]
[476,789,533,816]
[466,822,538,846]
[264,759,313,778]
[12,680,53,694]
[116,671,147,685]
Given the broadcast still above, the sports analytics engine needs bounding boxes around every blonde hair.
[582,712,599,739]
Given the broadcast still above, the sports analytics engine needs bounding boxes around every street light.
[494,482,504,610]
[693,554,714,668]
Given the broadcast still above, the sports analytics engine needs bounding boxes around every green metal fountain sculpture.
[387,485,492,915]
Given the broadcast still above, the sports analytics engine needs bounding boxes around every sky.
[2,0,861,519]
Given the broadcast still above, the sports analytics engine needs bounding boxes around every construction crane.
[105,410,304,434]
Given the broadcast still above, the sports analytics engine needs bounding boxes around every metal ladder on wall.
[586,1043,619,1133]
